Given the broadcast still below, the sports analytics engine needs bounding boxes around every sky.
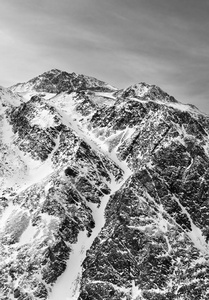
[0,0,209,112]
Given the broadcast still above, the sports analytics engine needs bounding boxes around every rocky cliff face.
[0,70,209,299]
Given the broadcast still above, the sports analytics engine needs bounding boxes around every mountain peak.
[122,82,178,103]
[47,68,62,73]
[41,68,75,77]
[41,68,63,76]
[10,69,117,94]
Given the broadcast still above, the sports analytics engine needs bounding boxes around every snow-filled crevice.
[173,195,209,256]
[48,154,132,300]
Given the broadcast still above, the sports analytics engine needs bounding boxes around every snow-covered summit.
[9,69,118,95]
[122,82,178,103]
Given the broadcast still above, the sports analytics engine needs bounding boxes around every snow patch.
[131,280,144,299]
[30,109,57,128]
[18,219,37,246]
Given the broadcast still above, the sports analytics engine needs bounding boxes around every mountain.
[10,69,117,95]
[0,69,209,300]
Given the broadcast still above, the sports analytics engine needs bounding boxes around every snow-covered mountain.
[10,69,117,95]
[0,69,209,299]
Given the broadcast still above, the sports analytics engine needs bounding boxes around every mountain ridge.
[9,69,118,95]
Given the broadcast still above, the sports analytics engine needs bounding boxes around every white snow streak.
[49,149,132,300]
[173,195,209,255]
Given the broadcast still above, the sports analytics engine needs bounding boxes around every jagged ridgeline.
[0,69,209,300]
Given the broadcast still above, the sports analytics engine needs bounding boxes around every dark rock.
[64,166,79,177]
[14,289,21,298]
